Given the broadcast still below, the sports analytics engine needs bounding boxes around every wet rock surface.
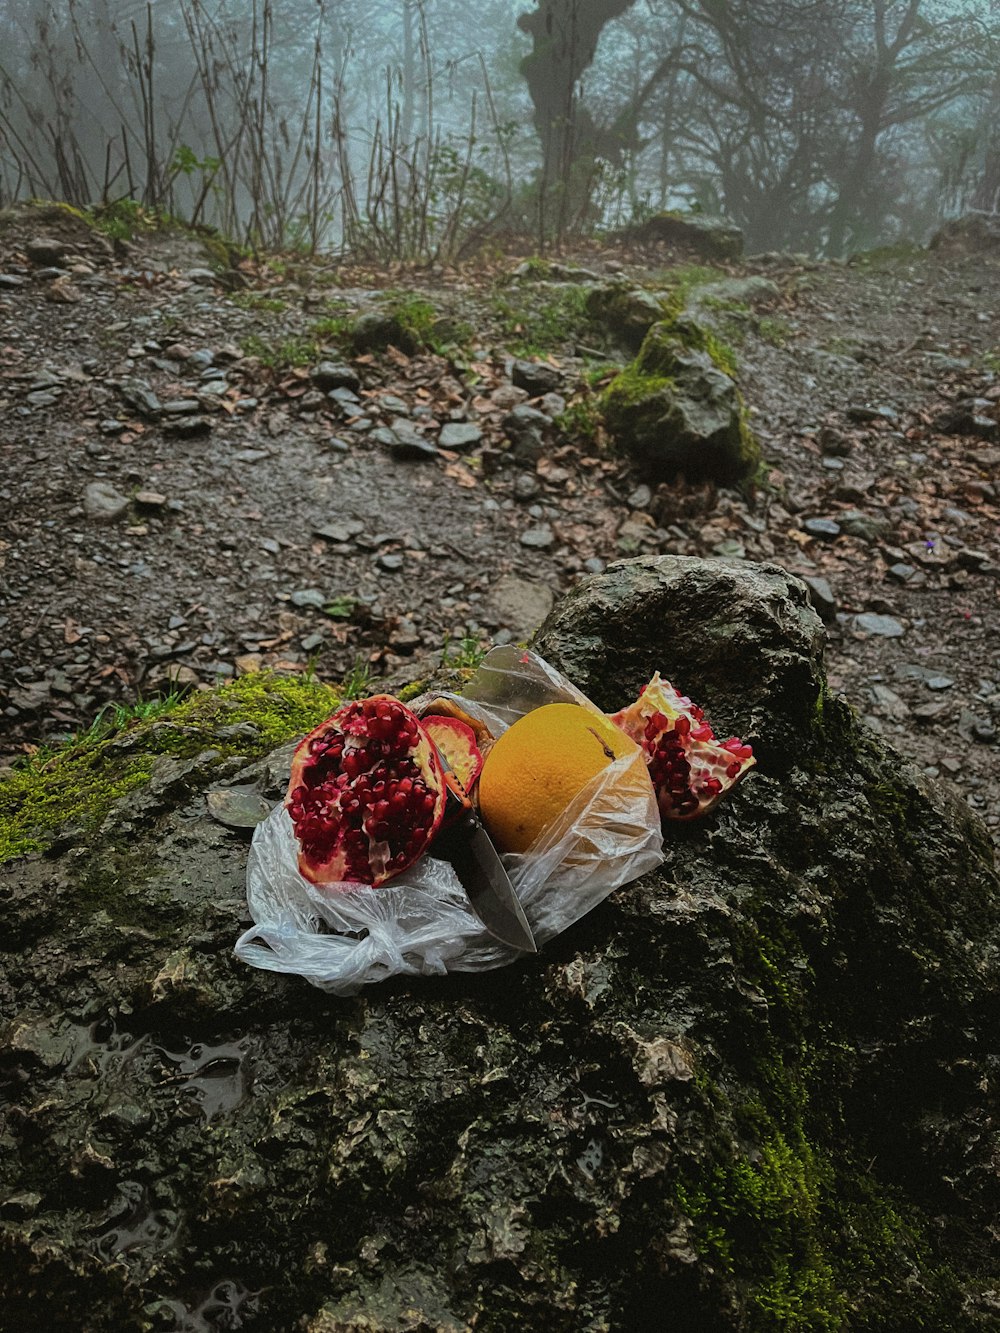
[2,556,999,1329]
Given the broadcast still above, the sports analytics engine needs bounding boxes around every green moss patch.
[675,925,968,1332]
[0,673,341,863]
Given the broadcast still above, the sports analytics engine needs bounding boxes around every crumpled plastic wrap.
[235,646,665,995]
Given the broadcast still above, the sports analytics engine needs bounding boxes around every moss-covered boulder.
[632,212,744,261]
[1,558,999,1331]
[585,283,671,352]
[602,320,761,484]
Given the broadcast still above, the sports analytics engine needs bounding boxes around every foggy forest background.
[1,0,998,262]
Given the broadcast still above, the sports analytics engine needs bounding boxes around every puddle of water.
[92,1180,180,1259]
[156,1280,261,1332]
[67,1017,148,1076]
[576,1135,605,1180]
[155,1038,252,1121]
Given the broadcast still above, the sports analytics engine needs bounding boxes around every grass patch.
[232,292,289,315]
[652,262,729,301]
[441,633,488,670]
[240,333,320,369]
[555,392,603,441]
[756,315,793,348]
[489,282,592,356]
[0,673,341,863]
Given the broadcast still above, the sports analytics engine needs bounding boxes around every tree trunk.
[517,0,637,240]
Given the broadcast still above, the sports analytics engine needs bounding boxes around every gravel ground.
[2,203,998,841]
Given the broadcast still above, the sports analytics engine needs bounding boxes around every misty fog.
[1,0,997,259]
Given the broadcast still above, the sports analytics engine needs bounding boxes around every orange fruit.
[477,703,640,854]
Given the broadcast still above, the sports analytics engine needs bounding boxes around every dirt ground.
[1,203,998,842]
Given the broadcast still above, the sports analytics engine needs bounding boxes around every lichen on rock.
[1,556,999,1331]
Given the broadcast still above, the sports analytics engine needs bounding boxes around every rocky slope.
[1,204,998,849]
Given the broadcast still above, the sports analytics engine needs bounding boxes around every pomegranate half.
[285,695,447,886]
[610,673,755,821]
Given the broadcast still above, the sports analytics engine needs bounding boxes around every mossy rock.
[349,310,421,355]
[585,282,674,352]
[601,320,761,485]
[632,212,745,261]
[1,561,999,1330]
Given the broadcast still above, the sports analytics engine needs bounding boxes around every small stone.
[118,379,162,419]
[0,274,27,289]
[847,404,899,425]
[389,430,438,461]
[712,539,745,559]
[134,490,167,508]
[627,484,653,510]
[313,518,364,543]
[583,557,606,574]
[954,548,990,572]
[83,481,129,522]
[818,426,852,456]
[512,359,563,397]
[231,448,269,463]
[837,510,888,542]
[803,517,842,540]
[912,702,946,723]
[206,786,272,830]
[163,415,212,438]
[925,676,955,691]
[311,360,361,392]
[854,612,905,638]
[290,588,326,609]
[886,563,916,583]
[377,553,405,571]
[328,387,361,408]
[973,718,997,744]
[514,473,541,501]
[520,525,555,549]
[489,576,555,636]
[26,236,67,266]
[234,653,263,675]
[161,399,203,416]
[438,422,483,451]
[802,575,837,622]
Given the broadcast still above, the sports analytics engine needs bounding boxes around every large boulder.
[585,283,669,352]
[601,321,761,484]
[1,557,999,1331]
[631,212,744,261]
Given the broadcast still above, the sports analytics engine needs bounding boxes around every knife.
[435,773,537,953]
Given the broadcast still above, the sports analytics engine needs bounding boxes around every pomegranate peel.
[422,715,484,795]
[610,673,754,821]
[417,697,495,757]
[285,694,447,887]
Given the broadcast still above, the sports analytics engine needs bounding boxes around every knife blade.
[434,775,537,952]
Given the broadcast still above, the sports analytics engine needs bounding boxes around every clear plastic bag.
[235,647,664,995]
